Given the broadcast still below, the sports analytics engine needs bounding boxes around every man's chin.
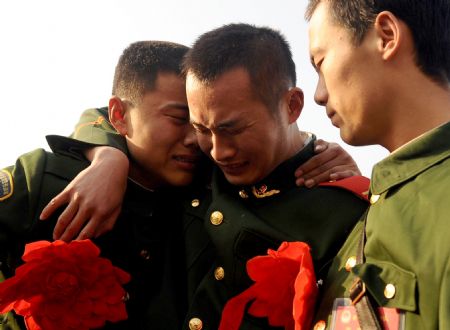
[223,172,254,186]
[167,173,194,187]
[340,131,372,147]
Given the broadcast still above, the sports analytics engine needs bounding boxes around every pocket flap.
[352,260,417,311]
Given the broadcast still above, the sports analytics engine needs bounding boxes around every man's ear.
[374,11,404,61]
[108,96,128,136]
[286,87,304,124]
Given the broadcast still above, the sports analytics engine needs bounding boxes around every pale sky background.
[0,0,388,176]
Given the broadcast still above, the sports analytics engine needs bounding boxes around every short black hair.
[183,23,297,112]
[112,41,189,104]
[305,0,450,86]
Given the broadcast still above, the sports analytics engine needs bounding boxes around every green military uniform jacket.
[182,139,368,330]
[313,121,450,330]
[0,146,204,329]
[53,107,368,330]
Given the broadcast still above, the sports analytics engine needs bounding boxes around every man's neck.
[283,127,310,160]
[383,77,450,152]
[128,163,159,191]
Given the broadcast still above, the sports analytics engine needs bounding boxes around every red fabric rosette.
[0,240,130,330]
[218,241,318,330]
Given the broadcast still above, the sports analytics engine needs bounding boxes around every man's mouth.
[218,161,248,174]
[173,154,201,169]
[326,109,339,127]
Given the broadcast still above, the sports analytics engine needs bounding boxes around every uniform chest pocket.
[352,260,417,312]
[235,229,281,261]
[230,229,281,290]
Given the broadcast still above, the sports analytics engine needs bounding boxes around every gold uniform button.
[214,267,225,280]
[210,211,224,225]
[140,249,150,260]
[188,317,203,330]
[313,320,326,330]
[345,256,357,272]
[370,194,380,204]
[384,283,396,299]
[191,199,200,207]
[239,190,249,199]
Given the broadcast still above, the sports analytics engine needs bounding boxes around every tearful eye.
[169,115,189,123]
[193,125,210,134]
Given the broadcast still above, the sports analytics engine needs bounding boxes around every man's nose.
[184,125,199,149]
[314,76,328,106]
[210,134,236,162]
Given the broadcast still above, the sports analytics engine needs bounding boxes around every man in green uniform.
[305,1,450,329]
[1,36,362,329]
[180,24,370,330]
[49,24,370,329]
[0,41,208,329]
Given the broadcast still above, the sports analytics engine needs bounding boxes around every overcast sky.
[0,0,387,175]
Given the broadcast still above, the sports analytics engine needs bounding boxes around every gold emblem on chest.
[251,184,280,198]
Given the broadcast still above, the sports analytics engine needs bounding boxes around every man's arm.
[40,108,129,241]
[439,257,450,329]
[0,149,83,269]
[295,139,361,187]
[42,108,361,241]
[56,107,128,155]
[0,156,39,330]
[40,146,128,241]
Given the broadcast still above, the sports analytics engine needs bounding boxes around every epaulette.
[319,176,370,201]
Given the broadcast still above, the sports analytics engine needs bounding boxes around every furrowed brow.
[216,119,240,130]
[161,102,189,111]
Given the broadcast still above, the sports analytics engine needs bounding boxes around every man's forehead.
[185,72,205,90]
[308,1,329,35]
[308,2,340,54]
[154,71,186,88]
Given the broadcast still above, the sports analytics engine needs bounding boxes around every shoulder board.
[319,176,370,201]
[0,169,13,201]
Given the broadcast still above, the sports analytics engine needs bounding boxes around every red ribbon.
[219,241,318,330]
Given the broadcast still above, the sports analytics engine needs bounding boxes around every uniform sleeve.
[0,160,32,330]
[0,150,87,330]
[46,107,128,157]
[0,149,88,253]
[0,149,46,298]
[0,150,46,243]
[439,256,450,329]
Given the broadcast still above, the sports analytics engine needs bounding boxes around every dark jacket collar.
[213,135,317,200]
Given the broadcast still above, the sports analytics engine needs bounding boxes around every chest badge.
[251,184,280,198]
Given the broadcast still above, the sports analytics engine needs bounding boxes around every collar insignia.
[251,184,280,198]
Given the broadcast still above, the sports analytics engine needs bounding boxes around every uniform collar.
[214,135,317,200]
[371,121,450,194]
[124,179,182,217]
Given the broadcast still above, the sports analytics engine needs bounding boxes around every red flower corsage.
[219,241,318,330]
[0,240,130,330]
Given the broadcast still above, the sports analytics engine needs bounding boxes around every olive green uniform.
[312,121,450,330]
[0,147,203,329]
[57,107,369,330]
[182,142,368,330]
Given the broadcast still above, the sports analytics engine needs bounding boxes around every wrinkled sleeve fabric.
[0,150,46,244]
[0,150,47,330]
[46,107,128,157]
[0,150,90,330]
[0,149,88,257]
[440,256,450,329]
